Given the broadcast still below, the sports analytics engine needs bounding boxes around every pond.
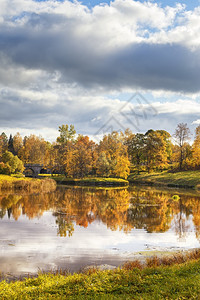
[0,185,200,277]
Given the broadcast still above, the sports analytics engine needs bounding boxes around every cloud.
[1,0,200,138]
[192,119,200,125]
[1,86,200,141]
[0,0,200,93]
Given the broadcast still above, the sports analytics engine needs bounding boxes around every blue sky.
[1,0,200,140]
[35,0,200,10]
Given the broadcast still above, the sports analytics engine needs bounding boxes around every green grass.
[129,170,200,189]
[1,259,200,299]
[77,177,128,184]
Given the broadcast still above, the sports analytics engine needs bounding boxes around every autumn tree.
[13,132,23,156]
[0,136,4,160]
[55,125,76,174]
[18,135,51,165]
[144,130,168,173]
[157,130,172,162]
[0,132,8,155]
[173,123,191,170]
[97,132,130,179]
[192,125,200,168]
[65,135,97,178]
[127,133,146,174]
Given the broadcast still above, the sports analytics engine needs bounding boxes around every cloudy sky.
[1,0,200,141]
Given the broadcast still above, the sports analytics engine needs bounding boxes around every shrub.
[0,162,12,175]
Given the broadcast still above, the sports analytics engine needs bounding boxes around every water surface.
[0,185,199,276]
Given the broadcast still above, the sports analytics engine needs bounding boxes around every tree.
[0,136,4,159]
[18,135,50,165]
[144,130,168,173]
[173,123,191,170]
[13,132,23,156]
[96,152,111,177]
[97,132,130,179]
[0,132,8,153]
[157,130,172,162]
[56,124,76,145]
[1,151,24,174]
[127,133,145,174]
[114,156,130,179]
[55,125,77,174]
[192,125,200,168]
[8,134,14,154]
[65,135,97,178]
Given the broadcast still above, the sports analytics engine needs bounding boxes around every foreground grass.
[1,258,200,299]
[129,170,200,189]
[40,175,129,186]
[0,174,56,192]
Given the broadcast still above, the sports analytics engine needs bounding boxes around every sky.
[1,0,200,141]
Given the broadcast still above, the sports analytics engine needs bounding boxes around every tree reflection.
[54,213,74,237]
[0,186,200,240]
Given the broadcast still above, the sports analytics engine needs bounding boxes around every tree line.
[0,123,199,178]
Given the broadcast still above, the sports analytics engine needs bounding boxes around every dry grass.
[123,248,200,270]
[122,260,143,270]
[0,175,56,192]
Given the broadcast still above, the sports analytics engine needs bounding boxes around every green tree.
[57,124,76,145]
[55,125,77,174]
[2,151,24,174]
[8,134,14,154]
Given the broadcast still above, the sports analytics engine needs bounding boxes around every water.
[0,185,200,277]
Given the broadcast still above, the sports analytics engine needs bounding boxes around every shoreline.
[128,170,200,190]
[1,247,198,282]
[49,176,129,187]
[1,248,200,299]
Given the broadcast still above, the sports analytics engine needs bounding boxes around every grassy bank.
[1,253,200,299]
[0,175,56,192]
[41,175,129,187]
[129,170,200,189]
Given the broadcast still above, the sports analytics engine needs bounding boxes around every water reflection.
[1,187,200,239]
[0,186,200,275]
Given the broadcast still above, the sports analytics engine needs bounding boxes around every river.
[0,185,199,277]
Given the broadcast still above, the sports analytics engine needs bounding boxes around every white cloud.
[1,0,200,137]
[192,119,200,125]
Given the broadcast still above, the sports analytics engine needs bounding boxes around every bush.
[1,151,24,174]
[0,162,12,175]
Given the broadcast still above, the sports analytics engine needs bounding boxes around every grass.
[129,170,200,189]
[0,174,56,192]
[40,175,129,186]
[1,251,200,299]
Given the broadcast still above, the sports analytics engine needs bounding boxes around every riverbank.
[46,176,129,187]
[0,175,56,192]
[1,249,200,299]
[129,170,200,189]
